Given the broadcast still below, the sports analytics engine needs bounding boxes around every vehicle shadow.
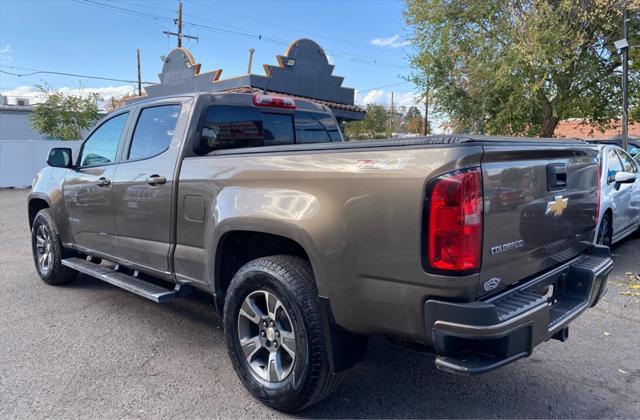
[151,290,613,419]
[61,269,624,419]
[299,338,610,419]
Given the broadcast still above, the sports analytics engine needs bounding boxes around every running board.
[61,257,190,303]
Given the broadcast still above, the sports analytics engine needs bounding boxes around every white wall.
[0,110,48,140]
[0,140,81,188]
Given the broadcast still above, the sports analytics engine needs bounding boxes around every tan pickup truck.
[29,92,612,412]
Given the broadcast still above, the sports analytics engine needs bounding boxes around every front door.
[64,112,130,257]
[111,103,184,274]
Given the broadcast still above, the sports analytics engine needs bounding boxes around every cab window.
[128,105,181,160]
[294,111,342,143]
[197,105,294,153]
[314,113,342,141]
[607,149,623,183]
[79,113,129,167]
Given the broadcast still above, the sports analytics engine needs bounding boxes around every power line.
[189,1,393,52]
[0,66,154,84]
[357,81,412,93]
[114,0,412,66]
[74,0,410,69]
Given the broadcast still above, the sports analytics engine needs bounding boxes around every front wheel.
[223,255,342,412]
[31,209,77,285]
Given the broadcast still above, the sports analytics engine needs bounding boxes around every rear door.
[479,144,599,296]
[604,149,628,233]
[111,101,188,274]
[616,149,640,229]
[64,112,130,257]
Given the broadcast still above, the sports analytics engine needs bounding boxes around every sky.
[0,0,423,113]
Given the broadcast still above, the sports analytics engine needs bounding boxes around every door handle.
[146,175,167,185]
[96,177,111,187]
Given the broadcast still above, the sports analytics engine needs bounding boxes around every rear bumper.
[424,244,613,375]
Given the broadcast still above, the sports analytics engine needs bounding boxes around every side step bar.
[62,257,190,303]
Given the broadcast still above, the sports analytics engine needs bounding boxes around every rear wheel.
[31,209,77,285]
[223,255,341,412]
[597,213,613,247]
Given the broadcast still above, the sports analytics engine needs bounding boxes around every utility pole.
[136,49,142,97]
[247,48,255,74]
[424,90,429,136]
[622,5,629,151]
[163,0,198,47]
[177,0,183,47]
[390,91,394,133]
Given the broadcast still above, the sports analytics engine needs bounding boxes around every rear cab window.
[196,103,341,154]
[294,111,342,143]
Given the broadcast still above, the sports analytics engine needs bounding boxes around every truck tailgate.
[479,145,599,297]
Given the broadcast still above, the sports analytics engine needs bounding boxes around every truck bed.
[208,135,588,156]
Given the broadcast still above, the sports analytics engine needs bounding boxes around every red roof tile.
[554,118,640,139]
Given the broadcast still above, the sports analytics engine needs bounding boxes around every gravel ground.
[1,188,639,418]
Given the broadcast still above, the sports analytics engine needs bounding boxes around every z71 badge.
[490,239,524,255]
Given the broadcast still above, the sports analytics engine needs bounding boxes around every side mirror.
[614,171,636,189]
[47,147,73,168]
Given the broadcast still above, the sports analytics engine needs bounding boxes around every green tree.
[30,86,100,140]
[403,105,425,134]
[405,0,640,137]
[344,104,390,139]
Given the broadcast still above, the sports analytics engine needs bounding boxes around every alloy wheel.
[237,290,296,383]
[35,224,52,274]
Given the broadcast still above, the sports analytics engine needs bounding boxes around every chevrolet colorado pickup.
[29,92,613,412]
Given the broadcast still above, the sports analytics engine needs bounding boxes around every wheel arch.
[28,196,50,228]
[596,207,614,245]
[212,229,313,314]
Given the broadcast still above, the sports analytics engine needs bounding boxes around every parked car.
[594,145,640,246]
[587,139,640,163]
[28,92,612,412]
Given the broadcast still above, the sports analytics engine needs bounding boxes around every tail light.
[425,167,483,274]
[252,94,296,109]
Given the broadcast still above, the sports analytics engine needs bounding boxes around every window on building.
[80,112,129,167]
[128,105,181,160]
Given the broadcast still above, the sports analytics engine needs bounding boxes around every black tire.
[31,209,78,285]
[597,213,613,248]
[223,255,342,412]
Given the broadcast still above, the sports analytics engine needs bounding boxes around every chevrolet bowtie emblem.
[546,195,568,216]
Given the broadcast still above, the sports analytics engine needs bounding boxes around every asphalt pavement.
[1,188,639,418]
